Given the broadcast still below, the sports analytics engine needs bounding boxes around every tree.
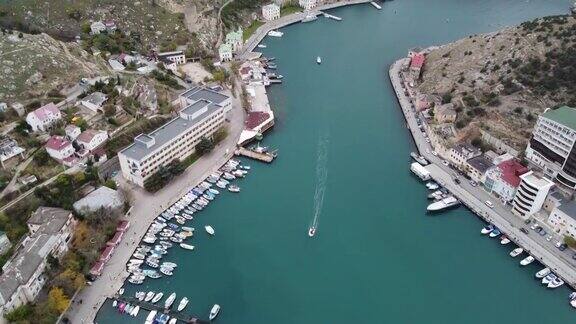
[103,104,116,117]
[47,287,70,313]
[34,149,50,166]
[441,93,452,104]
[4,304,32,322]
[104,179,117,190]
[195,137,214,155]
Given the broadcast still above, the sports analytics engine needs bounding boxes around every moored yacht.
[481,224,495,235]
[542,273,557,285]
[548,277,564,289]
[268,30,283,37]
[500,236,511,245]
[510,247,523,257]
[520,255,535,266]
[205,225,215,235]
[165,292,176,309]
[489,228,501,238]
[535,268,551,279]
[177,297,189,311]
[152,292,164,303]
[426,196,459,211]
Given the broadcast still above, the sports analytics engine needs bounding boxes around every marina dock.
[113,295,208,323]
[235,147,276,163]
[389,58,576,289]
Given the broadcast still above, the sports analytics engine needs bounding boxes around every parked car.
[454,178,461,184]
[539,229,547,236]
[469,180,478,187]
[524,219,532,225]
[485,200,494,208]
[432,151,438,156]
[572,253,576,260]
[520,228,529,234]
[442,160,449,166]
[559,243,568,251]
[530,223,539,230]
[546,235,553,242]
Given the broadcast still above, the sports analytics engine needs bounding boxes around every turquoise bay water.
[97,1,574,323]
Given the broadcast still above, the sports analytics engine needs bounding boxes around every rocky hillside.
[0,0,223,53]
[417,15,576,150]
[0,31,106,105]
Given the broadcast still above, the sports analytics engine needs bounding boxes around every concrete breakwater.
[388,58,576,290]
[241,0,372,58]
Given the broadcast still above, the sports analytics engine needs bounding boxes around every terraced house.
[118,87,231,187]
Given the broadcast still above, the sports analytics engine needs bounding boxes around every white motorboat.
[308,226,316,237]
[168,319,177,324]
[131,305,140,317]
[145,291,155,302]
[165,292,177,309]
[180,243,195,250]
[316,56,322,64]
[209,304,221,321]
[425,182,439,190]
[535,268,551,279]
[182,226,195,232]
[548,277,564,289]
[500,236,511,245]
[510,247,523,257]
[160,267,173,276]
[112,300,117,307]
[136,291,146,300]
[542,273,557,285]
[163,262,177,268]
[571,299,576,309]
[177,297,189,311]
[145,310,157,324]
[520,255,535,266]
[257,44,267,48]
[228,185,240,193]
[481,224,495,235]
[302,13,318,22]
[268,30,283,37]
[426,196,459,211]
[209,188,220,195]
[152,292,164,304]
[205,226,215,235]
[118,288,125,295]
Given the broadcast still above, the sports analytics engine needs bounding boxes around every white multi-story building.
[263,3,281,20]
[448,143,481,170]
[118,87,231,187]
[299,0,317,10]
[219,43,233,62]
[484,159,529,203]
[45,135,75,161]
[26,103,62,132]
[0,207,76,318]
[512,171,555,218]
[76,129,108,151]
[525,106,576,189]
[547,200,576,239]
[225,29,243,52]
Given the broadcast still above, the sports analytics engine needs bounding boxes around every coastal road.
[389,59,576,288]
[64,91,246,324]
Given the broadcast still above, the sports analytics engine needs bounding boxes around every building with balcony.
[118,88,229,187]
[525,106,576,189]
[0,207,76,317]
[547,199,576,239]
[512,171,555,218]
[484,159,529,203]
[448,143,481,170]
[263,3,281,20]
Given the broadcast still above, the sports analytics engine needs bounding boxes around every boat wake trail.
[310,130,329,234]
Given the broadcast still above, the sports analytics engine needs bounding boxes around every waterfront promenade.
[64,93,246,324]
[389,58,576,288]
[240,0,371,58]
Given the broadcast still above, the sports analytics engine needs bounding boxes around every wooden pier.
[113,295,209,323]
[235,147,276,163]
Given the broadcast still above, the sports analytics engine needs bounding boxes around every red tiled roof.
[116,220,130,232]
[33,102,60,121]
[245,111,271,130]
[90,261,104,276]
[106,231,123,246]
[45,136,71,151]
[77,129,99,144]
[410,53,425,69]
[99,245,114,261]
[498,159,529,187]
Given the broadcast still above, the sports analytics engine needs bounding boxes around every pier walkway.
[240,0,371,59]
[389,58,576,289]
[113,295,208,323]
[235,147,276,163]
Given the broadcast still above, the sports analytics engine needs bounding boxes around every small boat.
[168,319,177,324]
[145,291,155,302]
[165,292,177,309]
[571,299,576,309]
[548,277,564,289]
[152,292,164,304]
[543,273,557,285]
[177,297,189,311]
[427,196,459,211]
[113,300,118,307]
[241,165,251,170]
[131,305,140,317]
[257,44,267,48]
[481,224,495,235]
[128,277,144,285]
[268,30,283,37]
[316,56,322,64]
[228,185,240,193]
[209,188,220,195]
[163,262,177,268]
[489,228,501,238]
[180,243,195,250]
[145,310,158,324]
[308,226,316,237]
[170,236,183,243]
[118,303,126,313]
[302,13,318,22]
[160,267,173,276]
[570,292,576,300]
[500,236,511,245]
[209,304,221,321]
[136,291,146,300]
[205,226,215,235]
[119,288,125,295]
[535,268,551,279]
[520,255,534,266]
[425,182,439,190]
[510,247,523,257]
[182,226,195,232]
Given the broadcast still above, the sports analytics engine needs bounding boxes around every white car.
[485,200,494,208]
[555,241,563,248]
[442,160,449,166]
[432,151,438,156]
[469,180,478,187]
[546,235,552,242]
